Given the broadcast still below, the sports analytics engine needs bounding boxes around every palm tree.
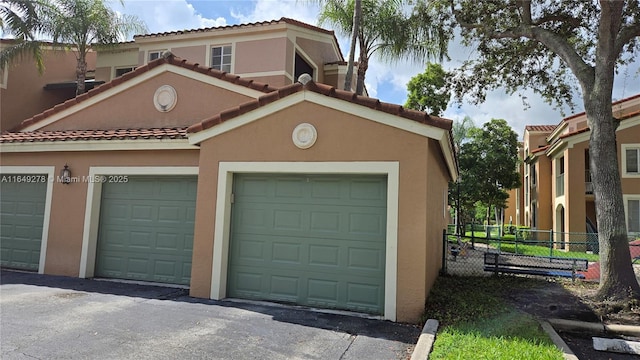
[0,0,49,73]
[343,0,360,91]
[42,0,147,95]
[46,0,147,95]
[2,0,146,94]
[318,0,447,95]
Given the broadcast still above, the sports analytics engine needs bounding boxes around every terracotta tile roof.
[561,93,640,122]
[187,80,453,134]
[531,145,550,154]
[525,125,556,132]
[12,53,279,132]
[134,17,335,39]
[0,127,187,143]
[556,110,639,141]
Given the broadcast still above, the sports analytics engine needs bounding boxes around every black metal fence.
[441,229,640,282]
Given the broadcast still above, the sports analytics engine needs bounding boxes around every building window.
[524,175,529,204]
[294,52,314,80]
[115,67,135,77]
[211,45,232,72]
[531,163,537,187]
[627,197,640,234]
[623,145,640,176]
[148,50,166,61]
[556,156,565,197]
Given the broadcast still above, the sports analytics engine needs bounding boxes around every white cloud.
[116,0,227,36]
[229,0,320,26]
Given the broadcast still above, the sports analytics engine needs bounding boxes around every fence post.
[549,230,554,257]
[471,223,476,249]
[442,229,447,275]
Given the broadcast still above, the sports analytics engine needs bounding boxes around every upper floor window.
[530,164,537,187]
[626,197,640,234]
[294,53,314,80]
[148,50,166,62]
[556,156,565,197]
[115,67,135,78]
[623,145,640,176]
[211,45,232,72]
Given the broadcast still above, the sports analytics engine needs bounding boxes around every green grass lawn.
[449,232,599,262]
[423,276,564,360]
[492,242,599,262]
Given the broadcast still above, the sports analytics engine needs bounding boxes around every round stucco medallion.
[292,123,317,149]
[153,85,177,112]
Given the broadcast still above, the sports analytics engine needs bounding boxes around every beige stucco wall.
[563,143,588,250]
[1,48,96,131]
[536,156,553,231]
[423,139,449,298]
[39,71,256,131]
[171,45,207,66]
[0,149,199,276]
[235,37,287,74]
[190,101,450,323]
[95,47,139,82]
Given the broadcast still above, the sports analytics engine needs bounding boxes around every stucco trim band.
[210,161,399,321]
[0,166,55,274]
[79,166,199,279]
[0,139,197,153]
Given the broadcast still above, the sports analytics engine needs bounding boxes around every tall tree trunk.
[584,2,640,300]
[343,0,361,91]
[355,35,368,95]
[76,56,86,95]
[587,93,640,300]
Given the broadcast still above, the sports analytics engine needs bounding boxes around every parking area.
[0,270,419,360]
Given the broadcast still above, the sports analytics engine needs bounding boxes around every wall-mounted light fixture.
[61,164,71,184]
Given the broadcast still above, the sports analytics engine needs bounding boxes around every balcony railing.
[556,173,565,197]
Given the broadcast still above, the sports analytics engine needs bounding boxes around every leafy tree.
[451,115,474,152]
[410,0,640,301]
[42,0,146,95]
[0,0,49,73]
[405,62,450,115]
[458,119,521,230]
[448,116,476,234]
[318,0,446,95]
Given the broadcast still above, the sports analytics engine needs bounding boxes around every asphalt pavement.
[0,270,419,360]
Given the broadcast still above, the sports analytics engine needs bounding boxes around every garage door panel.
[309,211,340,233]
[0,176,47,271]
[347,247,383,271]
[95,176,196,285]
[229,174,386,314]
[308,279,339,303]
[347,282,382,310]
[271,242,302,264]
[273,209,304,230]
[308,244,340,267]
[270,275,300,299]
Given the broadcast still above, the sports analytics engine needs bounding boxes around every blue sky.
[110,0,640,137]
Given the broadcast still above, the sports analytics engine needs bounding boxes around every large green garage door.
[95,176,197,285]
[228,174,387,314]
[0,175,48,271]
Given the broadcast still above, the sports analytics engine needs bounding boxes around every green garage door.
[228,174,387,314]
[95,176,197,285]
[0,175,48,271]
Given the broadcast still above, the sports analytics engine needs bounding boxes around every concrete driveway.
[0,270,419,359]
